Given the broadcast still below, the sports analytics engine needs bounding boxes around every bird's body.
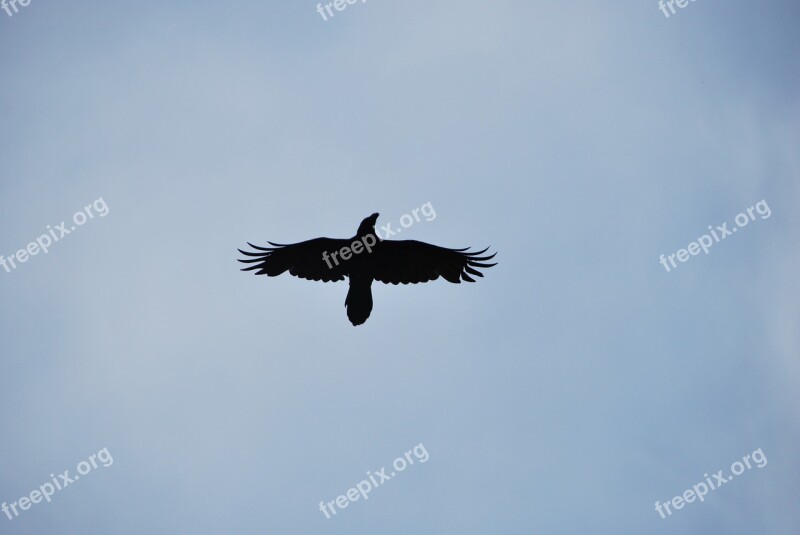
[238,213,496,325]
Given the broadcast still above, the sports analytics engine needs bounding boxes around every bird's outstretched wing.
[372,240,496,284]
[238,238,350,282]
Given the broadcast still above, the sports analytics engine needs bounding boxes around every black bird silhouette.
[238,213,496,326]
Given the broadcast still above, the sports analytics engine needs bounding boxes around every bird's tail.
[345,279,373,326]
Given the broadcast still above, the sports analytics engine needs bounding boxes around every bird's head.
[356,213,379,236]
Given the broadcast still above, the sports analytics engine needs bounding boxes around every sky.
[1,1,798,533]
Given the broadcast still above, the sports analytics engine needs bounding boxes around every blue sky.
[1,1,798,533]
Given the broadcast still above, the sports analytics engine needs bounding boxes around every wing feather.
[238,238,350,282]
[371,240,496,285]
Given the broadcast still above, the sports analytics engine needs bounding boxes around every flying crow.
[238,213,496,326]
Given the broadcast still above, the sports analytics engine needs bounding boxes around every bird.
[238,213,496,326]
